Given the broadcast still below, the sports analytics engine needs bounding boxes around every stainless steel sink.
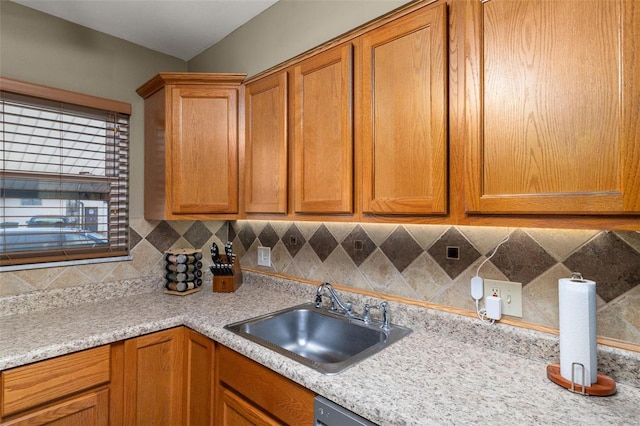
[224,303,412,374]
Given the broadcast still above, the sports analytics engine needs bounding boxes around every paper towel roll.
[558,275,597,386]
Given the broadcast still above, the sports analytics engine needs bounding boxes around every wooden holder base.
[546,364,616,396]
[212,255,243,293]
[163,287,202,296]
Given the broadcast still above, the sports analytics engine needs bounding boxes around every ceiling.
[10,0,279,61]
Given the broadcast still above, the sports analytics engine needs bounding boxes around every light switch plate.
[483,279,522,317]
[257,246,271,267]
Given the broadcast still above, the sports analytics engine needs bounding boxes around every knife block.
[212,255,243,293]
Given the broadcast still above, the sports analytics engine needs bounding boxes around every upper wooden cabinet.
[293,43,354,214]
[244,72,288,214]
[361,3,448,215]
[464,0,640,215]
[137,73,245,220]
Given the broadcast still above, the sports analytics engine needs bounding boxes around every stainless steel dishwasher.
[314,396,376,426]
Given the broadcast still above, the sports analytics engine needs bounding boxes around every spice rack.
[164,249,203,295]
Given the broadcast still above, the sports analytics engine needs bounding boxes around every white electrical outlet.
[257,246,271,267]
[483,279,522,317]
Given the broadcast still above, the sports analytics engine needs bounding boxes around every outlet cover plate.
[483,279,522,317]
[257,246,271,267]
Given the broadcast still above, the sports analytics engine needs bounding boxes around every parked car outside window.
[25,216,74,227]
[0,227,108,253]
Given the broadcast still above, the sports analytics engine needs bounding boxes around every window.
[1,77,130,268]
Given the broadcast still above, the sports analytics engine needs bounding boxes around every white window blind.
[1,78,130,268]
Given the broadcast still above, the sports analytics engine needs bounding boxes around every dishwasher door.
[314,396,376,426]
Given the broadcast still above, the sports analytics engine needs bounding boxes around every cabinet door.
[123,328,184,425]
[184,328,214,426]
[362,3,448,215]
[169,85,239,214]
[244,72,288,214]
[2,389,109,426]
[1,345,110,418]
[218,387,281,426]
[216,345,314,425]
[465,0,640,214]
[293,43,354,214]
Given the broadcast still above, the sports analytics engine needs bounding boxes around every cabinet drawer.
[1,345,110,417]
[218,345,314,425]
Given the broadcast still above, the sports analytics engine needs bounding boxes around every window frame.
[1,77,132,269]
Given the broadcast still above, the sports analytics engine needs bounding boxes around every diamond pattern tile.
[216,222,230,242]
[308,224,338,262]
[183,221,213,248]
[427,227,480,279]
[145,221,180,253]
[8,214,640,346]
[489,229,557,285]
[258,223,279,248]
[564,232,640,302]
[283,223,306,258]
[129,227,142,249]
[342,224,376,267]
[237,223,257,250]
[380,226,423,273]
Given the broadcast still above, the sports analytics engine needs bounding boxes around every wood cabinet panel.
[137,73,245,220]
[1,346,110,418]
[170,85,239,214]
[123,328,184,426]
[293,43,354,214]
[244,72,288,214]
[184,328,215,426]
[464,0,640,214]
[1,389,109,426]
[216,345,314,425]
[361,3,448,215]
[218,387,281,426]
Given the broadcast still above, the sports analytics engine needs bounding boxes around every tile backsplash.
[2,219,639,345]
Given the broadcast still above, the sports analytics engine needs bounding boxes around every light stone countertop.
[1,272,639,425]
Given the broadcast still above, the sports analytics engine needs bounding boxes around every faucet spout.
[315,283,352,316]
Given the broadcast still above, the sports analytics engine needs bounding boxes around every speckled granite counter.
[1,272,639,425]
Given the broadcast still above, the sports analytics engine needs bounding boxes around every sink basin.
[224,303,412,374]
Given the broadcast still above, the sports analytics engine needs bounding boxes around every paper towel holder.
[546,363,616,396]
[547,272,616,396]
[547,271,616,396]
[569,271,586,282]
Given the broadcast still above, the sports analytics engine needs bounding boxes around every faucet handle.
[362,303,372,324]
[380,301,390,329]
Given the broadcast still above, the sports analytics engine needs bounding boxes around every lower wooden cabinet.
[1,389,110,426]
[0,345,111,425]
[184,328,215,425]
[1,328,315,426]
[215,345,315,425]
[218,387,281,426]
[122,327,185,425]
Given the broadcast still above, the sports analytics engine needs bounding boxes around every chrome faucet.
[361,301,390,329]
[315,283,353,316]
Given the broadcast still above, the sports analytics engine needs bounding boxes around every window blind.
[0,78,130,268]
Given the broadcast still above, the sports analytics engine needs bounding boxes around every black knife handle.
[211,243,220,263]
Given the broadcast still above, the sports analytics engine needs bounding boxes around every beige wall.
[0,1,187,219]
[188,0,412,77]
